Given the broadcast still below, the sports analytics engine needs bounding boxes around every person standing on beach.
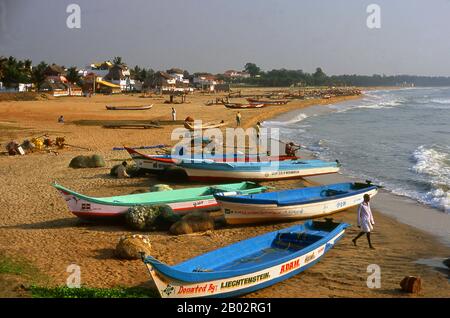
[255,122,261,143]
[352,194,375,249]
[172,108,176,121]
[236,111,241,127]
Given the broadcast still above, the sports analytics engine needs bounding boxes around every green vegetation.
[30,286,157,298]
[0,254,49,288]
[0,56,33,87]
[0,255,36,276]
[66,66,82,86]
[231,62,450,87]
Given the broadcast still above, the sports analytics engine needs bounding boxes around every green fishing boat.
[52,182,266,220]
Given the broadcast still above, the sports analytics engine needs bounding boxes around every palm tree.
[66,66,81,85]
[0,56,7,81]
[31,62,48,91]
[113,56,123,66]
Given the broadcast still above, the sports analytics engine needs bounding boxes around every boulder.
[169,211,215,235]
[400,276,422,293]
[69,154,105,168]
[115,234,152,260]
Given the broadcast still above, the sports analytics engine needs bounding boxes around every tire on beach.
[159,166,188,182]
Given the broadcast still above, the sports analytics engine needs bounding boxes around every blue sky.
[2,0,450,75]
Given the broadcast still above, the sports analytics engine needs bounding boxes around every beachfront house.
[193,73,222,92]
[166,68,190,85]
[152,70,193,94]
[104,64,138,92]
[40,80,69,97]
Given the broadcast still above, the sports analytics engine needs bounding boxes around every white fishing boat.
[214,182,379,224]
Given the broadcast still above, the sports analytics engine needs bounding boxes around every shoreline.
[261,93,450,247]
[0,90,449,297]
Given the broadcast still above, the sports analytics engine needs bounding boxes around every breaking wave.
[412,145,450,212]
[263,113,308,127]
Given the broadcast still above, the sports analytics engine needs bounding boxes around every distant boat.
[224,103,265,109]
[142,219,349,298]
[105,104,153,110]
[52,182,266,220]
[125,147,298,173]
[184,120,227,130]
[215,182,379,224]
[246,98,289,105]
[175,159,340,181]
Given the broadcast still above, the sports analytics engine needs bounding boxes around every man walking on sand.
[236,111,241,127]
[352,194,375,249]
[172,107,176,121]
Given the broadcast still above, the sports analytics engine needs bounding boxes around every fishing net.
[88,154,106,168]
[69,154,106,168]
[150,184,173,192]
[125,205,181,231]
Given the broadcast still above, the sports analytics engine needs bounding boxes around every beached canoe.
[105,104,153,110]
[183,121,227,131]
[224,103,265,109]
[246,98,290,105]
[214,182,379,224]
[125,147,298,173]
[142,219,349,298]
[52,182,266,220]
[175,159,340,181]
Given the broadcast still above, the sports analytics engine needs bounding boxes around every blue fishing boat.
[125,146,297,173]
[142,219,349,298]
[176,159,340,181]
[214,182,379,224]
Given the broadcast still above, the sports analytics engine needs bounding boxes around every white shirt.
[357,202,374,227]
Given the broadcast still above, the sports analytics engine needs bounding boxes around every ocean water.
[264,88,450,213]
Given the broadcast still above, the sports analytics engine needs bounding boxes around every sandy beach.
[0,90,448,298]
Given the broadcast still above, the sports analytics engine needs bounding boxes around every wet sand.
[0,90,448,297]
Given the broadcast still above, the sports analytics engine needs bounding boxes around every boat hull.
[105,105,153,110]
[144,227,346,298]
[184,166,340,181]
[125,147,299,173]
[55,188,221,220]
[224,103,264,109]
[220,188,378,224]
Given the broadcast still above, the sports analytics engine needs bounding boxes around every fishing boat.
[105,104,153,110]
[224,103,265,109]
[175,159,340,181]
[215,182,379,224]
[246,98,289,105]
[52,182,266,220]
[125,147,298,173]
[142,219,349,298]
[184,120,227,131]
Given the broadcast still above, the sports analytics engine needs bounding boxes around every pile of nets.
[69,154,106,168]
[149,184,173,192]
[125,205,181,231]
